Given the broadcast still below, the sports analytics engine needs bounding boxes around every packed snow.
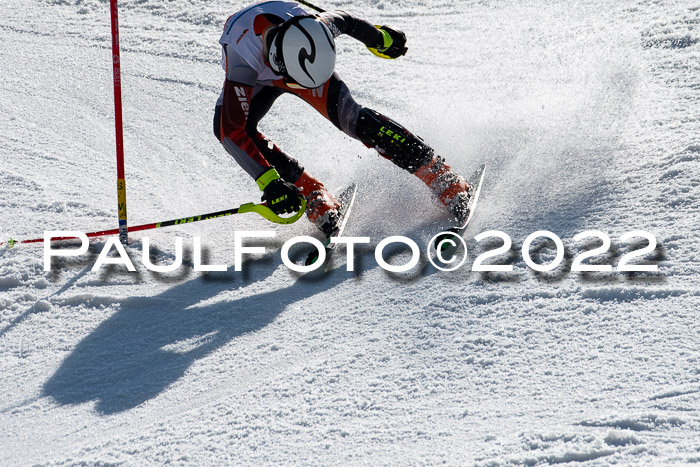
[1,0,698,464]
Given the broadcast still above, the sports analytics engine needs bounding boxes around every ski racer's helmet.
[266,16,336,89]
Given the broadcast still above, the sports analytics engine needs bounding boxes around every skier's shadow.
[42,251,354,415]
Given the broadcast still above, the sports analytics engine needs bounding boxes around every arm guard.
[319,10,384,48]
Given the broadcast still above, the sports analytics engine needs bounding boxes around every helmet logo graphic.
[267,16,335,89]
[296,25,317,84]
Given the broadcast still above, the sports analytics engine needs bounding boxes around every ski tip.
[471,164,486,181]
[305,250,320,266]
[337,182,358,201]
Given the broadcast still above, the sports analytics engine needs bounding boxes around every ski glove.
[368,26,408,59]
[257,168,303,215]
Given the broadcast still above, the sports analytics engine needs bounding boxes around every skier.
[214,1,473,236]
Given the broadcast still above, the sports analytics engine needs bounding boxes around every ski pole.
[110,0,129,245]
[296,0,326,13]
[2,199,306,248]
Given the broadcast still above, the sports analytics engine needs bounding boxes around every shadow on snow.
[42,250,356,415]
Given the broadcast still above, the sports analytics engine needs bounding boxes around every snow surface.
[1,0,699,464]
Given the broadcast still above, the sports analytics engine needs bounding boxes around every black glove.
[368,25,408,59]
[257,169,302,215]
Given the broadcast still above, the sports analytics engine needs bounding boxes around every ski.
[305,182,358,266]
[432,164,486,260]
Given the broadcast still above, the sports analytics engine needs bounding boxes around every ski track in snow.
[1,0,699,464]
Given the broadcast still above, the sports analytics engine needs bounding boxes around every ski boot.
[415,155,473,225]
[295,171,341,236]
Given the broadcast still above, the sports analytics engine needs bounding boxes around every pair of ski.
[303,164,486,269]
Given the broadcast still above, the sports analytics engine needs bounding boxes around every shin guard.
[355,108,434,173]
[355,108,470,216]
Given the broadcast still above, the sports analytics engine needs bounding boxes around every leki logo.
[379,126,406,144]
[271,194,288,205]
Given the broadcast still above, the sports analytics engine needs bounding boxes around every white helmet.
[267,16,336,89]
